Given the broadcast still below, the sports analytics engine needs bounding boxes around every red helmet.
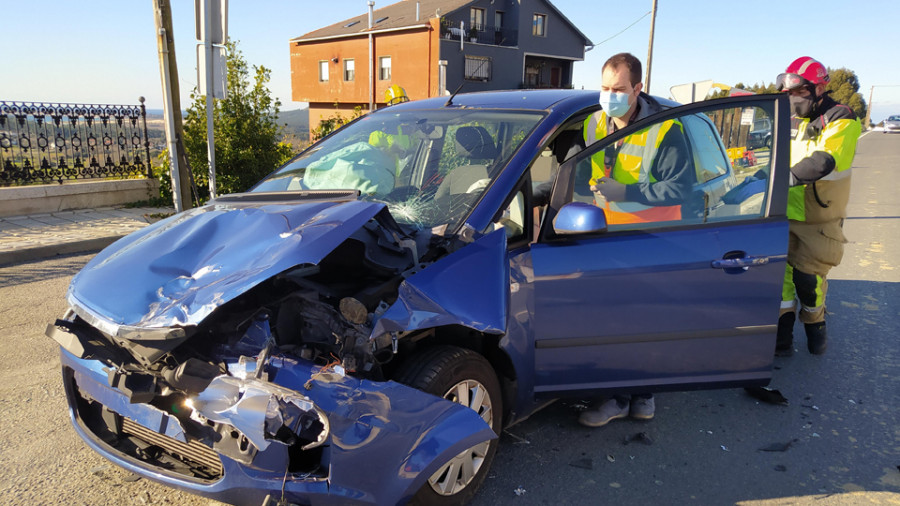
[776,56,829,91]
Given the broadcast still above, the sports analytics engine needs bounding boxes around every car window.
[562,101,776,232]
[494,188,527,241]
[252,110,543,232]
[681,113,729,184]
[752,118,771,131]
[510,122,588,241]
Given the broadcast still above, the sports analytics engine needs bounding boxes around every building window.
[533,13,547,36]
[318,61,329,82]
[344,59,355,81]
[465,55,491,81]
[495,11,504,29]
[379,56,391,80]
[470,7,485,31]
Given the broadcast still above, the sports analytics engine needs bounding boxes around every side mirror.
[552,202,608,235]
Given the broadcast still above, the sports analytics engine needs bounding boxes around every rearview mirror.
[414,123,444,140]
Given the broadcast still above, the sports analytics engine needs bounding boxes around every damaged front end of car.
[48,192,507,505]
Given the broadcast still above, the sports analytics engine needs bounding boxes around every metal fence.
[0,99,152,187]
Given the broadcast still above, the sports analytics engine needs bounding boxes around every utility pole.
[863,85,900,129]
[864,85,874,129]
[153,0,193,211]
[645,0,658,94]
[368,0,375,111]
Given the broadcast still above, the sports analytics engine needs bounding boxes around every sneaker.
[775,312,795,356]
[578,398,628,427]
[629,396,655,420]
[805,322,827,355]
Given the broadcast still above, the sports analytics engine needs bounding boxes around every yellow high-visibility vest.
[787,114,859,222]
[368,126,412,176]
[583,112,682,224]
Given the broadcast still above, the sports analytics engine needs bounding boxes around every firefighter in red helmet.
[774,56,861,356]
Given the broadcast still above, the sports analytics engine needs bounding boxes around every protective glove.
[590,177,627,202]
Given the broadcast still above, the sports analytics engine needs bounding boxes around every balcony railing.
[441,22,518,47]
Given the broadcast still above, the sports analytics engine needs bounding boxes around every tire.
[394,346,502,506]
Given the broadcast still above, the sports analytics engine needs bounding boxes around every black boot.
[805,322,827,355]
[775,312,795,356]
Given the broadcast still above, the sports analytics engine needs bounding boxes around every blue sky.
[2,0,899,122]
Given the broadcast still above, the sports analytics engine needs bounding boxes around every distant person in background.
[774,56,861,356]
[369,85,413,176]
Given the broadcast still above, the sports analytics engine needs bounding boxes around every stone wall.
[0,179,160,217]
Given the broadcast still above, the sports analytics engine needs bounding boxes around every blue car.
[48,90,789,505]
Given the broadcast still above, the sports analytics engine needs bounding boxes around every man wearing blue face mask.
[578,53,693,428]
[582,52,693,226]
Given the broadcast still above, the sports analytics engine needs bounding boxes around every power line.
[592,11,651,46]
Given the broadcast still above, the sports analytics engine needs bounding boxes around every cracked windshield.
[252,110,543,231]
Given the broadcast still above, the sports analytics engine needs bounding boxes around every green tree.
[707,68,867,121]
[825,68,867,121]
[183,40,295,201]
[311,103,364,141]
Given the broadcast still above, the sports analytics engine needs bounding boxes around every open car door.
[529,94,791,397]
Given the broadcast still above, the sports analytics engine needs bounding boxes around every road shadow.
[0,252,93,288]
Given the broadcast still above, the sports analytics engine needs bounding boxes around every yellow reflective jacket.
[368,126,412,175]
[787,97,860,223]
[583,108,684,224]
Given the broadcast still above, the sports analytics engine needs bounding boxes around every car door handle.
[711,254,786,269]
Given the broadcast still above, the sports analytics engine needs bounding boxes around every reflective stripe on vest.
[584,111,606,145]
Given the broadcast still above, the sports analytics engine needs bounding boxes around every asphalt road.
[0,132,897,506]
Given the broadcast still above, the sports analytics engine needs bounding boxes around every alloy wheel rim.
[428,379,494,496]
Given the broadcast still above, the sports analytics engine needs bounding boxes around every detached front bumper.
[59,349,495,505]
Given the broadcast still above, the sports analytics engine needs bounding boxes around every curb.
[0,235,123,267]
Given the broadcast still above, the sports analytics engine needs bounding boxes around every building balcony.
[441,23,517,47]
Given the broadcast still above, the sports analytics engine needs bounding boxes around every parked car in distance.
[883,115,900,133]
[48,90,791,505]
[747,117,773,149]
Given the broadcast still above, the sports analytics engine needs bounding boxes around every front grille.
[68,370,224,481]
[121,417,224,477]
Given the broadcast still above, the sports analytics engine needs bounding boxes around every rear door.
[528,94,790,397]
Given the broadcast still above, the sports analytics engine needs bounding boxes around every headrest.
[455,126,498,159]
[552,129,584,163]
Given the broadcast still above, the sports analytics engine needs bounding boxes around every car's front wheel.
[395,346,502,505]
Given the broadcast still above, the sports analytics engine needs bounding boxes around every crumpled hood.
[68,198,385,330]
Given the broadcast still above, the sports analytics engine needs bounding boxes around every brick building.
[290,0,591,134]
